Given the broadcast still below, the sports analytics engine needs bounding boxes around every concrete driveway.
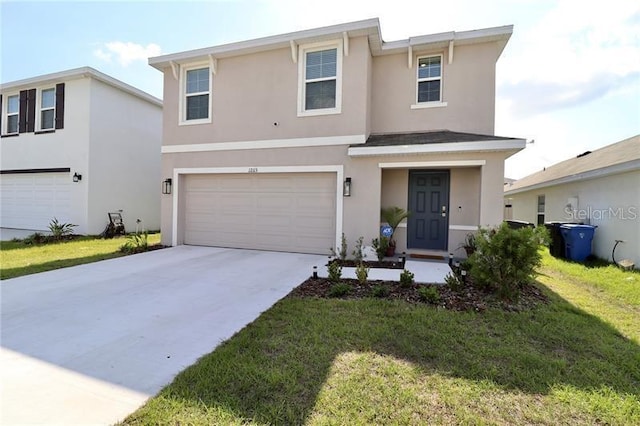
[1,246,324,425]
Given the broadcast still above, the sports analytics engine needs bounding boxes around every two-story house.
[0,67,162,235]
[149,18,525,256]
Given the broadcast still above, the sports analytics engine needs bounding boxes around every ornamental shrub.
[467,223,547,299]
[355,262,369,284]
[327,260,342,283]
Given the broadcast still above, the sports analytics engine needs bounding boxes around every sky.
[1,0,638,179]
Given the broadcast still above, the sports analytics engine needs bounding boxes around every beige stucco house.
[149,18,525,256]
[505,135,640,268]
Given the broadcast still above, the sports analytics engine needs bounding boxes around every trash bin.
[505,220,535,230]
[544,222,566,258]
[559,224,597,261]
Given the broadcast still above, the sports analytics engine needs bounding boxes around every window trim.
[537,194,546,225]
[2,93,20,135]
[37,87,56,131]
[297,40,343,117]
[179,62,212,126]
[413,54,446,107]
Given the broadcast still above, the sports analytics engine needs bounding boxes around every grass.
[0,233,161,280]
[122,249,640,425]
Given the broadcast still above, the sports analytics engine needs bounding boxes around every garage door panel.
[184,173,336,254]
[0,173,72,230]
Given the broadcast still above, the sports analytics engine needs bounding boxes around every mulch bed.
[289,277,549,312]
[330,259,405,269]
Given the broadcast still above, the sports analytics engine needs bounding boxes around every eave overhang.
[348,139,526,158]
[149,19,513,71]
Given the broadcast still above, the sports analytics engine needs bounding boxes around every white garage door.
[0,173,72,230]
[184,173,336,255]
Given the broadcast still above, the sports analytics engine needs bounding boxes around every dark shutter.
[26,89,36,132]
[18,90,27,133]
[55,83,65,130]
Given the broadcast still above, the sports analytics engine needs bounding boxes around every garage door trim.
[171,165,344,248]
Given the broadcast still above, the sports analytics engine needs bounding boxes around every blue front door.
[408,171,450,250]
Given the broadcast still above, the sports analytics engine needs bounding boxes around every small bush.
[352,236,365,263]
[418,286,441,304]
[468,223,547,299]
[399,269,414,288]
[23,232,47,245]
[371,285,390,298]
[328,282,352,297]
[48,217,77,241]
[329,233,348,260]
[444,272,463,291]
[327,260,343,283]
[355,262,369,284]
[371,236,390,261]
[120,231,149,254]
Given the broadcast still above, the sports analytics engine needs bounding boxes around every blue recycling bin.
[559,224,597,261]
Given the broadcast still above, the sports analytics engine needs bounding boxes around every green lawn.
[0,234,161,280]
[122,250,640,425]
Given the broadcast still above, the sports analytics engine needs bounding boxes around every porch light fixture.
[73,172,82,182]
[162,178,172,195]
[343,177,352,197]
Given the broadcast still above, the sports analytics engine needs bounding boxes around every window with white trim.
[39,88,55,130]
[180,65,211,124]
[298,41,342,116]
[5,94,19,134]
[416,55,442,103]
[537,195,545,225]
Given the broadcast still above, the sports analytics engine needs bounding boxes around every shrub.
[327,260,343,283]
[444,272,463,291]
[120,231,149,254]
[418,286,441,304]
[467,223,547,299]
[352,236,365,263]
[371,285,390,298]
[23,232,47,245]
[48,218,77,241]
[371,236,390,261]
[355,262,369,284]
[399,269,414,288]
[330,233,348,260]
[328,282,352,297]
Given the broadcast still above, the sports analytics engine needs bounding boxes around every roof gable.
[505,134,640,194]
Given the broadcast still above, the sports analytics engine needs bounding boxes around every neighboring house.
[0,67,162,235]
[149,18,525,256]
[504,135,640,267]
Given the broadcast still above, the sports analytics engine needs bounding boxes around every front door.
[408,170,449,250]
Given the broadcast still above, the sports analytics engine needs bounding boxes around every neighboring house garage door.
[184,173,336,255]
[0,172,72,230]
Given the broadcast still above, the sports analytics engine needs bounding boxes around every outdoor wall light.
[162,178,172,195]
[73,172,82,182]
[343,177,352,197]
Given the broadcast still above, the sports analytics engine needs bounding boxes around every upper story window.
[298,41,342,116]
[417,55,442,103]
[39,88,56,131]
[5,95,19,134]
[180,65,211,125]
[1,83,64,137]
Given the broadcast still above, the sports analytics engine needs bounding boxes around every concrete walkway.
[0,246,325,425]
[315,258,451,283]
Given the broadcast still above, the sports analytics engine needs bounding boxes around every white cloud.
[93,42,161,66]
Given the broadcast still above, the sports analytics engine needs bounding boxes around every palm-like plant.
[380,206,410,247]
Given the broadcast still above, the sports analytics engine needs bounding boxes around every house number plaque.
[248,168,258,173]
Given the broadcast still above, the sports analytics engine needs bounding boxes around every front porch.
[345,130,526,260]
[380,165,482,260]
